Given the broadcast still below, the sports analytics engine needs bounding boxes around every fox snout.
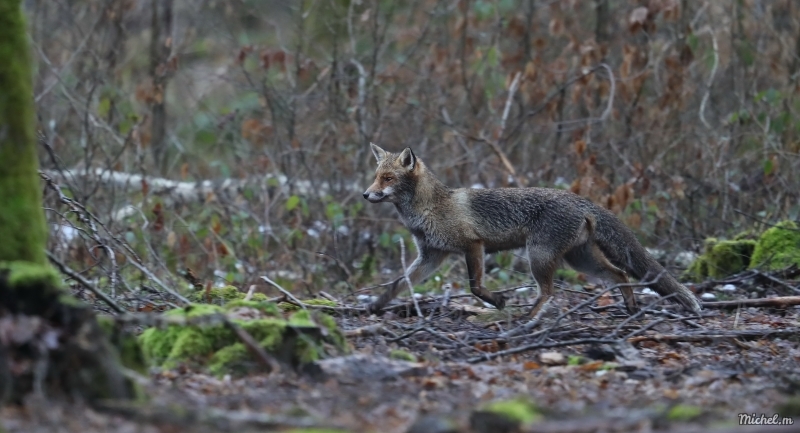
[363,190,385,203]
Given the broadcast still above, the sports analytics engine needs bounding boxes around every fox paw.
[491,293,507,310]
[365,302,385,315]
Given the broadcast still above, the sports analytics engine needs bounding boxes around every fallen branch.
[47,250,125,314]
[260,275,306,310]
[343,324,385,337]
[467,337,620,363]
[627,327,800,344]
[702,296,800,309]
[224,321,281,374]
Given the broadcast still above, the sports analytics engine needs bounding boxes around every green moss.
[225,299,281,316]
[0,0,49,266]
[208,343,250,376]
[482,398,542,426]
[96,315,147,374]
[288,309,314,326]
[750,220,800,270]
[242,318,286,347]
[278,298,338,311]
[706,239,756,278]
[0,261,62,289]
[389,349,417,362]
[555,268,580,283]
[188,285,246,304]
[683,238,756,280]
[666,404,702,421]
[683,255,709,281]
[314,312,347,349]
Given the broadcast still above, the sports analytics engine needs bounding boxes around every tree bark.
[0,0,48,266]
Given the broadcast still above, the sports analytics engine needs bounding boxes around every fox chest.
[398,212,469,253]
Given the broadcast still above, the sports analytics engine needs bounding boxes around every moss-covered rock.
[706,239,756,279]
[138,300,348,376]
[685,220,800,281]
[750,220,800,271]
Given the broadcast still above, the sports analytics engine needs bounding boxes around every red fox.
[362,143,702,317]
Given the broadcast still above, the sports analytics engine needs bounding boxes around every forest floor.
[3,277,800,433]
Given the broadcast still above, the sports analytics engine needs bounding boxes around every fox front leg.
[465,242,506,310]
[367,246,448,314]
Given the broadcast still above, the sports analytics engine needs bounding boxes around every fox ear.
[398,147,416,171]
[370,142,387,162]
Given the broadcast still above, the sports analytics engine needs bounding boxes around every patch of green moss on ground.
[138,300,347,376]
[389,349,417,362]
[666,404,702,421]
[224,299,281,316]
[188,285,268,304]
[278,298,338,311]
[750,220,800,270]
[482,397,542,425]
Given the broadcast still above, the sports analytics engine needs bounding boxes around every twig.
[243,285,257,301]
[46,251,125,314]
[698,25,719,130]
[343,324,385,337]
[501,273,665,339]
[609,292,678,338]
[702,296,800,309]
[126,256,190,305]
[733,209,800,232]
[223,320,281,374]
[499,71,521,136]
[398,237,424,319]
[260,275,306,310]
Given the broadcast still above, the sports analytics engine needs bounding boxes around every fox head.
[363,142,417,203]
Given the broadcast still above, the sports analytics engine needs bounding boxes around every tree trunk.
[0,0,48,266]
[0,0,134,404]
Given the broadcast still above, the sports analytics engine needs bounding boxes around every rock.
[539,351,566,365]
[701,293,717,301]
[316,354,429,381]
[719,284,737,292]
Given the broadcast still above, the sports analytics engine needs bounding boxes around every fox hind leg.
[525,243,559,318]
[563,242,637,314]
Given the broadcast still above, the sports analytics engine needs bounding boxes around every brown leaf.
[597,291,614,307]
[523,361,541,370]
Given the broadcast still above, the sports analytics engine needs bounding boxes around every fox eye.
[383,176,393,182]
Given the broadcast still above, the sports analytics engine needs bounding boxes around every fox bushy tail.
[593,212,702,314]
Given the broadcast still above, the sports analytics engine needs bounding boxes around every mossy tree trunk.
[0,0,48,265]
[0,0,134,403]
